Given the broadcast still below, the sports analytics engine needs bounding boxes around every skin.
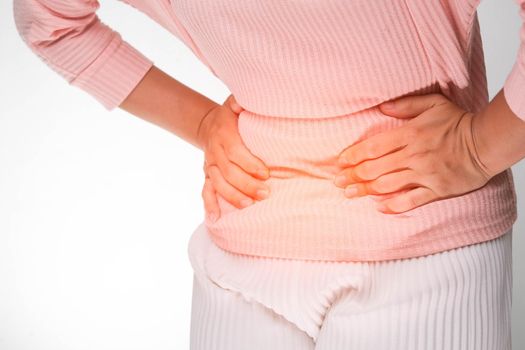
[119,65,271,222]
[197,94,271,222]
[120,65,525,219]
[334,90,525,214]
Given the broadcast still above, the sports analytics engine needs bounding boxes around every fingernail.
[334,175,346,187]
[256,188,269,199]
[344,185,359,197]
[240,198,254,208]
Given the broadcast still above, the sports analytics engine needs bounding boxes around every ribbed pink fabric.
[13,0,524,261]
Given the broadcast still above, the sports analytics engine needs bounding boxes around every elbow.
[13,0,99,48]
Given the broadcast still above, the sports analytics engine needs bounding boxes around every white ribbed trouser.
[187,223,513,350]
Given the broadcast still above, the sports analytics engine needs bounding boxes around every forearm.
[473,88,525,177]
[119,65,219,150]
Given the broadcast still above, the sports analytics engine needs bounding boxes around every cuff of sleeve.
[503,58,525,122]
[70,35,154,111]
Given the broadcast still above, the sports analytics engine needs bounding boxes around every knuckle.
[224,144,241,159]
[354,163,368,179]
[409,150,435,170]
[406,126,421,139]
[208,167,223,186]
[442,157,455,172]
[342,169,354,182]
[237,180,256,195]
[216,128,228,140]
[344,151,355,164]
[361,181,373,194]
[404,145,418,159]
[404,146,427,161]
[206,165,218,179]
[426,158,440,174]
[435,177,451,195]
[220,164,234,179]
[354,168,366,182]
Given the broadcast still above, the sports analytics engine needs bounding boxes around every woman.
[13,0,525,348]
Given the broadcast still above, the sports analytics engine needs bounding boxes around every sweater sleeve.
[502,0,525,121]
[13,0,154,111]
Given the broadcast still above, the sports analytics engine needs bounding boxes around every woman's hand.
[198,94,271,222]
[333,93,493,214]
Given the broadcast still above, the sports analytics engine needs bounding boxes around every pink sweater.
[14,0,524,261]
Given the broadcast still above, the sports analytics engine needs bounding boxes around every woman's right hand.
[197,94,271,222]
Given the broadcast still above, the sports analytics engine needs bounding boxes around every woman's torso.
[126,0,517,261]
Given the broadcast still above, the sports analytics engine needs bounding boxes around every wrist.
[196,103,219,151]
[470,112,501,179]
[471,88,525,177]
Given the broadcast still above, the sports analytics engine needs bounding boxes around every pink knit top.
[14,0,524,261]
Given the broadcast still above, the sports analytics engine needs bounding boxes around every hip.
[204,107,518,262]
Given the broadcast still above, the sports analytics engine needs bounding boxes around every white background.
[1,0,524,349]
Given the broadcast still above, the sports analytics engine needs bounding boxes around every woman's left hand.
[334,93,494,214]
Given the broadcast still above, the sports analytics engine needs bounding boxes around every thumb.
[224,94,244,114]
[379,93,446,118]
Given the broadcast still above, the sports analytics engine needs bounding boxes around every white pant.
[187,223,513,349]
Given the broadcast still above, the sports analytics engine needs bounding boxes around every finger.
[225,94,244,114]
[214,145,270,200]
[203,104,269,180]
[367,169,420,194]
[203,144,219,169]
[379,93,448,118]
[334,148,409,187]
[201,176,221,222]
[342,169,420,198]
[375,186,436,214]
[337,130,408,167]
[222,136,270,180]
[207,164,257,209]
